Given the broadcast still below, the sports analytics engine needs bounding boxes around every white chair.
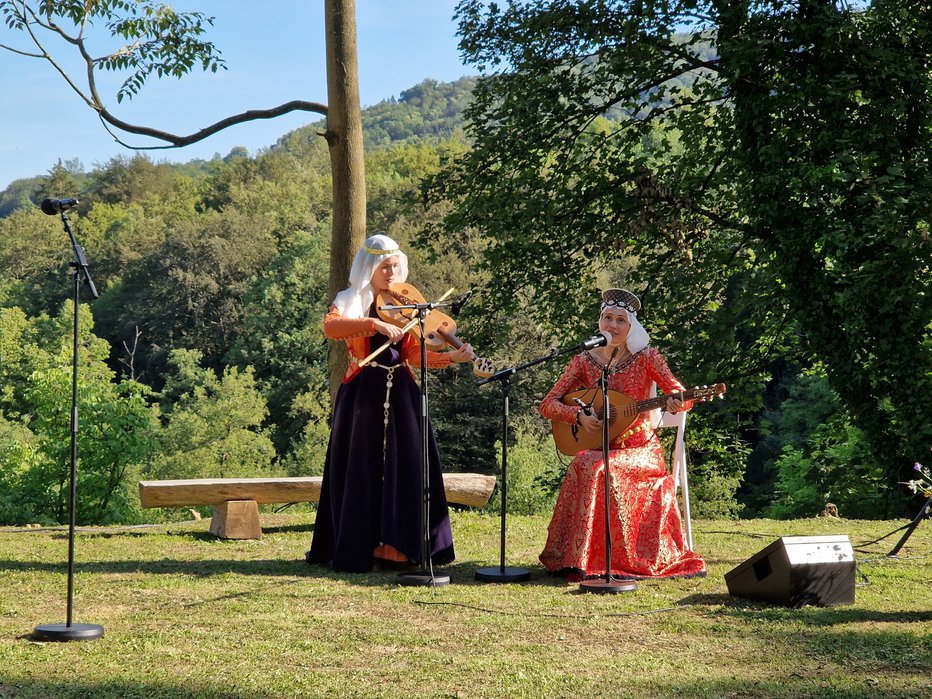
[659,410,693,551]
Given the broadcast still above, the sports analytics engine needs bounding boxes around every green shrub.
[485,426,562,516]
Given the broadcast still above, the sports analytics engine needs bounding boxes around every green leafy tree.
[360,78,478,148]
[147,349,277,480]
[486,423,567,516]
[0,306,43,416]
[86,154,181,206]
[0,413,45,524]
[0,0,369,396]
[36,159,82,204]
[280,385,332,478]
[430,0,930,511]
[226,230,332,456]
[766,415,883,519]
[0,176,42,218]
[720,0,932,501]
[0,207,73,314]
[26,362,156,525]
[751,367,884,518]
[0,302,156,525]
[98,207,279,383]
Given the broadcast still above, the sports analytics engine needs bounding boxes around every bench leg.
[209,500,262,540]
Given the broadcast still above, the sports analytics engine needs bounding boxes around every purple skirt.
[307,348,455,572]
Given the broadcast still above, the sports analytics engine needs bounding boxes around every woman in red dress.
[538,288,706,580]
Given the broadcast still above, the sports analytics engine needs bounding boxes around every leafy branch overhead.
[429,0,931,492]
[0,0,327,148]
[97,3,226,102]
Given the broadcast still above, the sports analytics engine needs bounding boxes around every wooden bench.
[138,473,496,540]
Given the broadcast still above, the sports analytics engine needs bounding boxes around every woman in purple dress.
[307,234,474,572]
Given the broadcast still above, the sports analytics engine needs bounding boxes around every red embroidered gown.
[538,347,706,580]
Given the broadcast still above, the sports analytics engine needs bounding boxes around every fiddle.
[373,283,496,378]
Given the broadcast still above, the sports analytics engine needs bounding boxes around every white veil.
[600,304,658,425]
[331,234,409,319]
[622,308,660,425]
[622,308,650,355]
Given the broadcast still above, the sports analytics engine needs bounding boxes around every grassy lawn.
[0,510,929,698]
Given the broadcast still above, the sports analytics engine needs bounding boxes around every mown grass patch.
[0,512,929,698]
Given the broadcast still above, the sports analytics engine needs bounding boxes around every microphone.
[578,330,612,351]
[572,396,593,417]
[40,198,79,215]
[451,290,472,315]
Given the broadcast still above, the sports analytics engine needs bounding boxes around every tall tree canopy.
[0,0,367,391]
[427,0,930,498]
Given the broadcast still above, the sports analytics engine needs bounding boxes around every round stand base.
[33,623,104,642]
[475,566,531,583]
[579,578,637,595]
[397,571,450,587]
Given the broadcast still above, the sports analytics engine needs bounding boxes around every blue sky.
[0,1,474,188]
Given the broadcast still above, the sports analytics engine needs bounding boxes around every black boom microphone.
[451,290,472,315]
[40,198,79,215]
[578,330,612,351]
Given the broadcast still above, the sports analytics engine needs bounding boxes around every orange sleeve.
[323,306,378,341]
[402,334,453,369]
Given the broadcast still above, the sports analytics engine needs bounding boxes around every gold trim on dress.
[615,420,651,447]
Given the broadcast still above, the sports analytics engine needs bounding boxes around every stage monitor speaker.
[724,535,855,608]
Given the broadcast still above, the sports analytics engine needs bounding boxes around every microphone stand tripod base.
[475,566,531,583]
[33,622,104,642]
[397,571,450,587]
[579,578,637,595]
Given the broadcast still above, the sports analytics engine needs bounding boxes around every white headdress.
[601,287,657,421]
[621,310,650,354]
[332,234,409,319]
[600,288,649,353]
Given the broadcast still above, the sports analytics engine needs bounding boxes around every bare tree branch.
[2,1,329,149]
[94,100,328,149]
[0,41,41,56]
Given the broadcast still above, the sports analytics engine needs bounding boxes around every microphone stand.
[33,210,104,642]
[580,347,637,594]
[886,496,931,557]
[474,366,530,583]
[378,291,456,587]
[474,341,587,583]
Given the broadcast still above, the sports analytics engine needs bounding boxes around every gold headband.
[364,244,400,256]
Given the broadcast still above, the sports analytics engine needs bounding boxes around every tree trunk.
[324,0,367,401]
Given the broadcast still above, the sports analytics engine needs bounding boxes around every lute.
[551,383,726,455]
[376,283,497,378]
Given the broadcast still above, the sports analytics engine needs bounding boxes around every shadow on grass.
[2,673,928,699]
[0,678,266,699]
[704,529,779,540]
[677,591,932,624]
[6,526,167,540]
[4,520,316,539]
[0,555,565,589]
[259,522,315,534]
[674,593,932,679]
[0,557,309,577]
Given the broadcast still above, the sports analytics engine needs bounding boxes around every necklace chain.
[586,348,639,375]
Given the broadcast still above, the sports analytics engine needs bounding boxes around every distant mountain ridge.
[0,76,478,218]
[272,76,476,156]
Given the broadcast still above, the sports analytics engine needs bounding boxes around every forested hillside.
[0,69,921,526]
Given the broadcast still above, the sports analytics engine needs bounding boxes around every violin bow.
[357,287,456,368]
